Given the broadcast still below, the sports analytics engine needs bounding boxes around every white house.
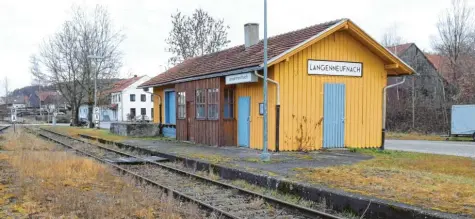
[107,75,154,122]
[78,105,115,122]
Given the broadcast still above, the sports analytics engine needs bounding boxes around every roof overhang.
[263,19,414,76]
[138,66,263,88]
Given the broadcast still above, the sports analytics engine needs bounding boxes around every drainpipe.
[254,70,281,152]
[382,76,406,149]
[120,91,124,122]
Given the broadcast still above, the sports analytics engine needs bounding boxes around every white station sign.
[93,107,100,122]
[225,73,258,85]
[11,109,17,122]
[308,60,362,77]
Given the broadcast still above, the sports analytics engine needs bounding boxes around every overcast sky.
[0,0,470,95]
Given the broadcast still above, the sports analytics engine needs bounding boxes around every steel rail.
[39,127,345,219]
[0,126,10,133]
[24,127,237,219]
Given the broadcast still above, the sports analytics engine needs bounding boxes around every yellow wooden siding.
[273,30,386,150]
[235,75,277,151]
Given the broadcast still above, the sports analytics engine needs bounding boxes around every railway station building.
[140,18,414,151]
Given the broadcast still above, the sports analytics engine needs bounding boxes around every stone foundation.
[110,122,161,137]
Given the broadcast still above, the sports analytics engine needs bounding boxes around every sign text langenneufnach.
[308,60,362,77]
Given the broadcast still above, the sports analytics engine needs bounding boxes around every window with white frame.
[196,89,206,119]
[177,92,186,119]
[207,88,219,120]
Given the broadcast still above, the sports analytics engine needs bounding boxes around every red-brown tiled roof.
[426,54,445,71]
[386,43,413,56]
[425,54,453,81]
[36,91,58,101]
[141,19,346,87]
[103,76,144,94]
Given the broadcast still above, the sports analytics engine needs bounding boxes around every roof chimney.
[244,23,259,48]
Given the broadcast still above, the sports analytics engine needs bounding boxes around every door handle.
[248,116,251,123]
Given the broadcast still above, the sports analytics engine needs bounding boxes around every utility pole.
[260,0,271,162]
[87,55,105,129]
[4,77,8,106]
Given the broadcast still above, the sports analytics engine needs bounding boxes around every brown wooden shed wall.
[175,77,236,146]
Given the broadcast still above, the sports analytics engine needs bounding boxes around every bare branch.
[166,9,230,66]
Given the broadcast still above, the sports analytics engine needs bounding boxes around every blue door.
[165,91,176,124]
[323,83,346,148]
[238,97,251,147]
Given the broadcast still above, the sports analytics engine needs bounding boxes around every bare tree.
[433,0,474,84]
[166,9,230,65]
[30,55,44,115]
[381,23,405,47]
[32,5,124,125]
[3,77,8,106]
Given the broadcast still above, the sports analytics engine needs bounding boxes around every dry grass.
[46,126,168,142]
[294,149,475,216]
[48,126,128,142]
[387,131,473,141]
[386,132,446,141]
[0,128,203,218]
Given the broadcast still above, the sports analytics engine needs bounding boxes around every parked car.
[71,118,89,127]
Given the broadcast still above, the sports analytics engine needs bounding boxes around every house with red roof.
[140,19,414,150]
[79,75,153,122]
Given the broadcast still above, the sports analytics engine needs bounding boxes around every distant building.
[78,75,153,122]
[103,75,153,121]
[29,91,67,110]
[8,95,28,109]
[386,43,447,132]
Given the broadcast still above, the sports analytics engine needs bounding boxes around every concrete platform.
[119,139,371,177]
[105,156,168,164]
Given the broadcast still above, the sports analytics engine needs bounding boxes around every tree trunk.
[88,104,94,128]
[412,77,415,129]
[71,103,80,126]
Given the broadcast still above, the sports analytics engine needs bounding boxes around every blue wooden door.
[165,91,176,124]
[323,83,346,148]
[238,97,251,147]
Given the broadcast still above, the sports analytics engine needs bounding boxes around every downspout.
[254,70,281,152]
[382,76,406,149]
[121,91,124,122]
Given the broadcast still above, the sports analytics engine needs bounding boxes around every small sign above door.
[225,73,258,85]
[308,60,362,77]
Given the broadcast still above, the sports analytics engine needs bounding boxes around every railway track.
[31,127,346,219]
[0,125,10,133]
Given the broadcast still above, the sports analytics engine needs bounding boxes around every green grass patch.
[187,153,232,164]
[294,149,475,216]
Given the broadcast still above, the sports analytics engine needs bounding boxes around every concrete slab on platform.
[120,139,371,177]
